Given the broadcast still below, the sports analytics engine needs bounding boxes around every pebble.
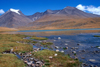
[90,65,93,67]
[89,59,96,62]
[54,54,57,56]
[72,51,76,54]
[55,46,59,49]
[58,37,61,39]
[66,47,68,49]
[97,47,100,49]
[61,50,64,53]
[81,50,85,52]
[94,65,98,67]
[49,56,53,59]
[56,49,59,52]
[77,43,81,45]
[65,43,68,45]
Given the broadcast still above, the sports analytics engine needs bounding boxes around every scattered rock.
[89,59,96,62]
[54,54,57,56]
[65,43,68,45]
[81,50,85,52]
[58,37,61,39]
[94,65,98,67]
[81,57,85,59]
[75,47,79,49]
[72,51,76,54]
[71,47,75,49]
[56,49,59,52]
[97,47,100,49]
[36,61,43,64]
[55,46,59,49]
[27,61,33,66]
[49,56,53,59]
[61,50,64,53]
[90,65,93,67]
[77,43,81,46]
[82,63,88,66]
[66,47,68,49]
[34,59,38,62]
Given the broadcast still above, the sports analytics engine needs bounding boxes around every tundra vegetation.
[0,34,33,67]
[32,50,81,67]
[30,36,48,40]
[0,34,80,67]
[94,35,100,37]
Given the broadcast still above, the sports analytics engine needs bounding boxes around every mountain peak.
[9,8,20,15]
[45,9,53,14]
[64,6,76,9]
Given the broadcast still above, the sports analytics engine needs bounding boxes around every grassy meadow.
[30,36,48,40]
[0,54,25,67]
[0,34,34,67]
[0,34,81,67]
[33,50,81,67]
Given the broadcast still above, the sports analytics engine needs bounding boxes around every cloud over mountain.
[0,9,5,14]
[76,4,100,15]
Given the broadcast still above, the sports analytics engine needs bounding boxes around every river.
[3,28,100,66]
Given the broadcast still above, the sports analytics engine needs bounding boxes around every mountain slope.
[22,15,100,30]
[27,6,100,22]
[0,9,32,28]
[23,6,100,30]
[0,27,18,32]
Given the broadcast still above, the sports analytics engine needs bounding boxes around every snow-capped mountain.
[0,7,100,29]
[10,8,20,15]
[0,8,32,28]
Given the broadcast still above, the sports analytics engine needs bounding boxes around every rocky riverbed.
[24,33,100,67]
[2,33,100,67]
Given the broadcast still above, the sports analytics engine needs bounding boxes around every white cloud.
[0,9,5,14]
[76,4,100,15]
[76,4,86,11]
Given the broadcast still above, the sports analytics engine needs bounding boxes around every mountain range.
[0,6,100,30]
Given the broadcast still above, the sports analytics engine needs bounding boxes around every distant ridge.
[27,6,100,21]
[0,6,100,29]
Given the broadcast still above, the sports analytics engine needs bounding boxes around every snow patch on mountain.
[10,8,20,15]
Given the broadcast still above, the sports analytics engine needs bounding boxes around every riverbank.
[0,34,81,67]
[0,27,18,32]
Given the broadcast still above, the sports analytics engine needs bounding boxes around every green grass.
[94,35,100,37]
[0,34,33,53]
[0,34,36,67]
[0,34,81,67]
[41,42,53,45]
[30,36,48,40]
[32,50,81,67]
[0,54,25,67]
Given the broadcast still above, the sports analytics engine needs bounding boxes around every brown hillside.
[0,27,18,32]
[19,14,100,30]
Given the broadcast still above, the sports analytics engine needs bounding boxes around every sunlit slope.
[21,14,100,30]
[0,27,18,31]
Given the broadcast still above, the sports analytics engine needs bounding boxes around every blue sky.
[0,0,100,15]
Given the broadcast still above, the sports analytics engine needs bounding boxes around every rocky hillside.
[0,9,32,28]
